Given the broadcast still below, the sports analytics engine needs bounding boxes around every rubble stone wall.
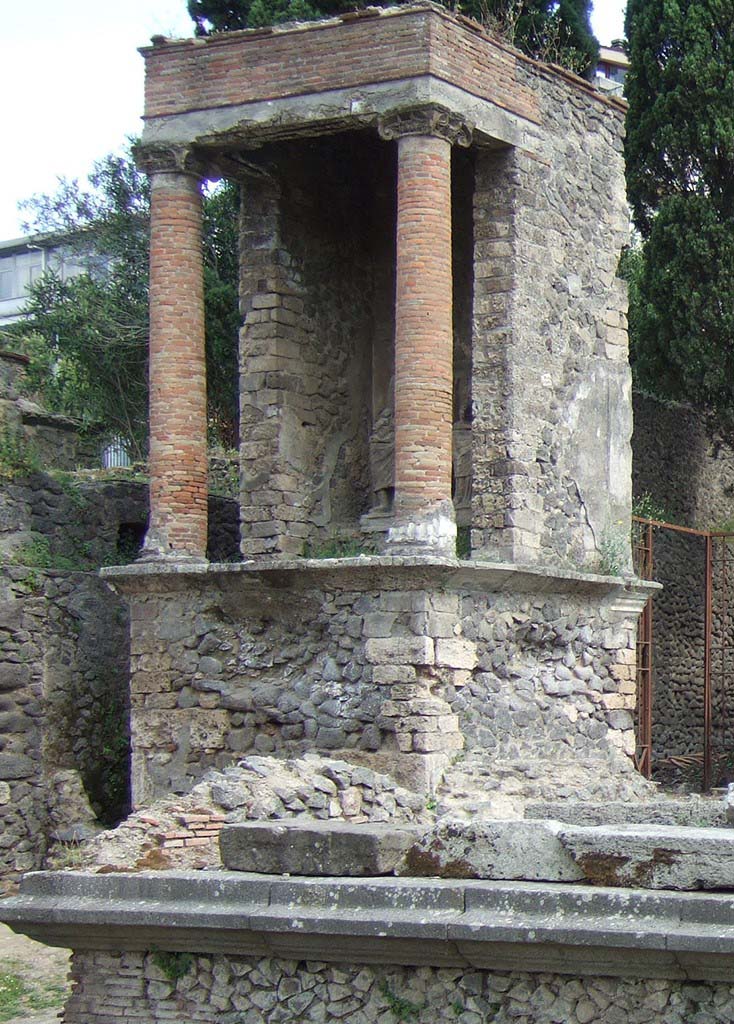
[0,472,239,566]
[0,473,239,884]
[0,565,129,885]
[632,394,734,772]
[470,66,631,569]
[117,565,641,805]
[64,951,734,1024]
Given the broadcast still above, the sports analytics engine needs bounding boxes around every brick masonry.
[146,169,208,559]
[141,6,540,124]
[393,132,453,514]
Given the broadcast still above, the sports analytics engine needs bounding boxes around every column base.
[384,501,457,558]
[139,529,208,565]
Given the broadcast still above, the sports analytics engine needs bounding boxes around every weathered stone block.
[365,637,434,666]
[559,824,734,890]
[402,819,582,882]
[220,820,426,876]
[435,638,477,670]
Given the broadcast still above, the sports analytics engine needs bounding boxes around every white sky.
[0,0,626,240]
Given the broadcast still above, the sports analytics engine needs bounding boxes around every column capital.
[378,105,473,147]
[133,143,209,179]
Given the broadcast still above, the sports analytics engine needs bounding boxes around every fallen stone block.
[220,820,427,876]
[558,824,734,890]
[400,819,583,882]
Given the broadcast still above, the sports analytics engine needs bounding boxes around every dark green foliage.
[188,0,598,76]
[8,143,241,454]
[203,181,241,447]
[625,0,734,237]
[624,0,734,414]
[627,198,734,410]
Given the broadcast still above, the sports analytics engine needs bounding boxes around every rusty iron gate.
[633,517,734,790]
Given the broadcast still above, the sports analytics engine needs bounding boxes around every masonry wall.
[64,951,734,1024]
[141,7,540,124]
[470,70,630,569]
[0,472,239,567]
[239,132,393,557]
[0,470,239,885]
[118,567,641,805]
[0,565,129,887]
[632,394,734,778]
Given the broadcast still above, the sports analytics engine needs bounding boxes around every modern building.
[594,43,629,96]
[0,234,86,327]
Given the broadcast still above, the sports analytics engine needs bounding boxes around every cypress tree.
[624,0,734,411]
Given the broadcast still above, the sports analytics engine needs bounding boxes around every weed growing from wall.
[379,981,423,1022]
[150,951,194,983]
[0,425,39,479]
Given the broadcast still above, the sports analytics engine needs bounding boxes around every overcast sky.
[0,1,626,240]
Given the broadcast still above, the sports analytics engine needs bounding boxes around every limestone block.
[372,665,417,685]
[435,638,477,670]
[220,820,426,876]
[559,823,734,890]
[380,699,449,718]
[365,637,434,666]
[402,819,583,882]
[412,731,464,753]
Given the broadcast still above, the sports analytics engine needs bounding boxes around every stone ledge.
[6,871,734,980]
[101,556,659,606]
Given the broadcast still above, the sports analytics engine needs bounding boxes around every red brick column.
[379,107,472,556]
[138,148,208,560]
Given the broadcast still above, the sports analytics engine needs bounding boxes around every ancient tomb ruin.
[13,6,726,1023]
[105,0,652,805]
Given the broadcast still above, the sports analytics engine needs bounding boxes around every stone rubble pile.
[74,754,429,873]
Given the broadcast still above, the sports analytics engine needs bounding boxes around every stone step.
[558,823,734,890]
[222,817,734,891]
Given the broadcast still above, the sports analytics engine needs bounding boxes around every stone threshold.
[4,870,734,981]
[101,556,659,603]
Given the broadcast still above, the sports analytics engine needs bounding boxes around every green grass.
[0,960,68,1022]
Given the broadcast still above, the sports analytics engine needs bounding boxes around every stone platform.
[6,868,734,982]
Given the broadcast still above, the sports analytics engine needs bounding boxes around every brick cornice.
[377,104,473,146]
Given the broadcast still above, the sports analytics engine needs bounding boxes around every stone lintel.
[5,871,734,980]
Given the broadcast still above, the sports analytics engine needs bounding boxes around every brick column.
[379,107,472,557]
[137,147,208,560]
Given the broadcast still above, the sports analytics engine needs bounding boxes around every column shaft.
[393,133,454,531]
[145,170,208,559]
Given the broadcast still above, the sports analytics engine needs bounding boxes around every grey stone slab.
[10,872,734,980]
[270,876,465,911]
[559,823,734,890]
[401,819,583,882]
[525,799,728,828]
[220,821,427,876]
